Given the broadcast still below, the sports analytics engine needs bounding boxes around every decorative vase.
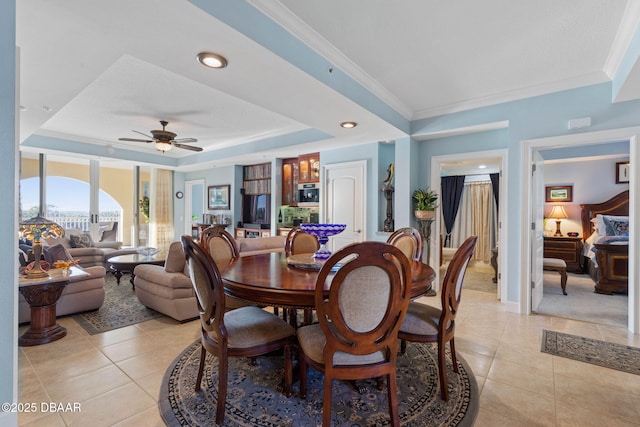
[299,223,347,261]
[414,210,435,220]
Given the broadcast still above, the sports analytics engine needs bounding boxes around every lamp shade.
[19,215,65,242]
[548,205,568,220]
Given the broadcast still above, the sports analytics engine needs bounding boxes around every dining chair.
[284,226,320,256]
[181,235,296,425]
[398,235,477,401]
[297,241,412,427]
[200,226,251,310]
[386,226,423,261]
[284,226,320,324]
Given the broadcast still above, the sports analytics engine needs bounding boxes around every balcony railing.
[38,211,121,233]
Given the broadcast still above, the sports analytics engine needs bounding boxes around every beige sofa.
[44,228,138,268]
[18,266,107,323]
[133,236,287,321]
[236,235,286,256]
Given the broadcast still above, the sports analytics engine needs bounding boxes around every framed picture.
[616,161,630,184]
[545,185,573,202]
[207,185,230,210]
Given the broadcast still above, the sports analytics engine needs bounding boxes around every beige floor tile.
[473,407,521,427]
[116,347,182,380]
[458,349,494,378]
[45,364,132,403]
[19,412,66,427]
[60,382,156,427]
[554,373,640,423]
[87,324,147,348]
[556,401,640,427]
[135,371,165,400]
[493,340,554,372]
[30,348,113,383]
[111,406,166,427]
[479,379,557,426]
[487,358,555,397]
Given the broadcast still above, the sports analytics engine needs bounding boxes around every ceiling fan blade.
[173,143,203,152]
[133,130,154,139]
[118,138,153,143]
[173,137,198,143]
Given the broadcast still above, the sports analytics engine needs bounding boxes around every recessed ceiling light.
[340,121,357,129]
[478,164,487,169]
[196,52,228,69]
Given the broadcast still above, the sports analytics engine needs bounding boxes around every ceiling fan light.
[197,52,228,69]
[155,141,173,152]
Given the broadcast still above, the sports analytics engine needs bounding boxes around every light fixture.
[478,164,487,169]
[196,52,228,69]
[155,141,173,153]
[340,121,357,129]
[19,216,65,278]
[548,205,568,237]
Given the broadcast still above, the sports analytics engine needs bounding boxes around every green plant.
[412,187,438,211]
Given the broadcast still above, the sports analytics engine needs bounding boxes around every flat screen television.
[242,194,271,227]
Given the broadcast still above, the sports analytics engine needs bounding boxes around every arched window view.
[20,177,121,237]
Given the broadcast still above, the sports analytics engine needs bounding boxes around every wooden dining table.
[221,251,436,310]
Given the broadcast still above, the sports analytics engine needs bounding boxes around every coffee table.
[19,267,88,346]
[108,253,165,290]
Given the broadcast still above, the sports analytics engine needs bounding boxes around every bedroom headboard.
[580,190,629,240]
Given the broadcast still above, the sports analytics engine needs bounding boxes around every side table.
[108,253,165,290]
[19,267,88,346]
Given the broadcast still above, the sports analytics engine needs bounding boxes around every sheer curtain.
[149,168,174,251]
[446,180,496,262]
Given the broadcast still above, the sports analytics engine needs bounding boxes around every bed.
[580,190,629,295]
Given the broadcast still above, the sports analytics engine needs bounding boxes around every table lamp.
[548,205,568,237]
[19,216,65,278]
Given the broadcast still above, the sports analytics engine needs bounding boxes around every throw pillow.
[45,243,74,263]
[165,242,186,273]
[70,233,94,248]
[601,215,629,237]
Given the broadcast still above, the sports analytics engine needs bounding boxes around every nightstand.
[543,236,583,273]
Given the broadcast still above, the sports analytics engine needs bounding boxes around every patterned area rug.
[160,340,479,426]
[72,273,164,334]
[541,330,640,375]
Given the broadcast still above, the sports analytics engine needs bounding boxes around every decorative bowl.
[137,247,160,257]
[299,223,347,260]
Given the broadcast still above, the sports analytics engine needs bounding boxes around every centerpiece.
[299,223,347,261]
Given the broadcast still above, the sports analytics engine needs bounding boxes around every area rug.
[72,273,164,334]
[541,330,640,375]
[440,260,496,294]
[160,340,479,426]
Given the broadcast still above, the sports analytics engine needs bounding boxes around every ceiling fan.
[118,120,202,153]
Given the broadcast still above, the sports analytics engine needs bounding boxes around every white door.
[531,151,545,311]
[324,161,366,252]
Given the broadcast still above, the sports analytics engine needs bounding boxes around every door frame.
[431,149,508,300]
[521,127,639,333]
[184,179,205,236]
[322,159,367,243]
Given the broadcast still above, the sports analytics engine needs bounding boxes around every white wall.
[544,156,630,236]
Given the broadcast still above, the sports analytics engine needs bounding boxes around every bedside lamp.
[548,205,568,237]
[19,216,65,278]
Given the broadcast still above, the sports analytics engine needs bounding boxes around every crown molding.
[603,1,640,78]
[248,0,413,120]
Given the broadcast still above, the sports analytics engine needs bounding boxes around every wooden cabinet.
[235,228,271,239]
[298,153,319,183]
[282,158,298,205]
[543,236,583,273]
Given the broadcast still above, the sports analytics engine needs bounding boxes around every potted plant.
[412,187,438,220]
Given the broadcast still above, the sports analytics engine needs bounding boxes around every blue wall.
[0,1,18,424]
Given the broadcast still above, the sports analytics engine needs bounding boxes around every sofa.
[43,228,138,268]
[18,265,107,324]
[133,236,287,321]
[236,235,286,256]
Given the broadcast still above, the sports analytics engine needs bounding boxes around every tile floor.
[18,289,640,426]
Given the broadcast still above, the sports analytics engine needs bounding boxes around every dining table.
[221,251,436,311]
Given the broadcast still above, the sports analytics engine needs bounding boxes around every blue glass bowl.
[299,223,347,260]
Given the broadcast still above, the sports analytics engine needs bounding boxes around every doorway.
[185,179,205,237]
[431,149,508,300]
[324,160,366,252]
[521,127,639,333]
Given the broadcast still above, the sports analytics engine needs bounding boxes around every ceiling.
[16,1,640,171]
